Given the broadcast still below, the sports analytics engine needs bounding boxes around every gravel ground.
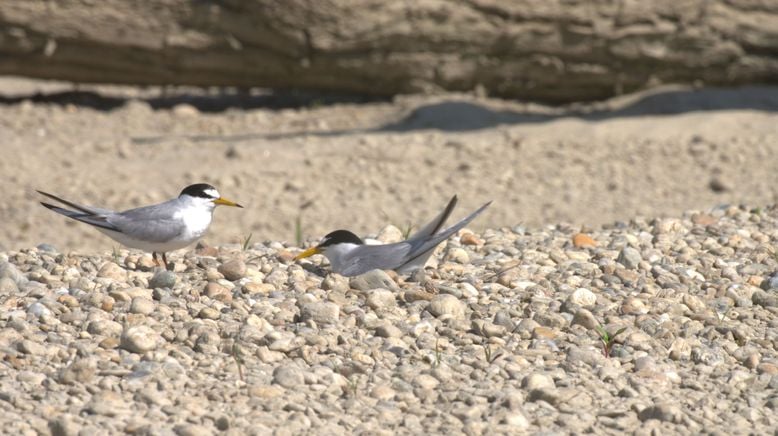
[1,204,777,434]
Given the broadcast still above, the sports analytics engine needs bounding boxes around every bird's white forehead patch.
[204,188,220,198]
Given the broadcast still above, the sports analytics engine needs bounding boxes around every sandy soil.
[1,77,777,252]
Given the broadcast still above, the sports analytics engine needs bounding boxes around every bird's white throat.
[176,199,215,240]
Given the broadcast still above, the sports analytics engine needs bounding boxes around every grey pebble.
[0,260,26,284]
[761,273,778,290]
[27,302,51,318]
[375,323,403,338]
[300,301,340,324]
[617,247,642,269]
[16,339,45,355]
[48,415,80,436]
[638,402,682,423]
[634,356,656,372]
[752,290,778,307]
[493,311,515,329]
[36,243,57,253]
[215,416,230,431]
[149,270,177,289]
[273,365,305,388]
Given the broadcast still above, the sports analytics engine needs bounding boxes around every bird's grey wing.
[407,195,458,240]
[401,200,493,269]
[106,201,185,243]
[117,199,180,220]
[38,190,120,231]
[339,243,413,277]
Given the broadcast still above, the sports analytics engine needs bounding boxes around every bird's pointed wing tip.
[447,195,458,209]
[477,200,493,213]
[36,190,62,202]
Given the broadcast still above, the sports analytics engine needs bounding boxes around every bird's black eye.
[179,183,219,199]
[319,230,364,247]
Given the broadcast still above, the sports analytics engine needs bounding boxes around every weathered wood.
[1,0,776,102]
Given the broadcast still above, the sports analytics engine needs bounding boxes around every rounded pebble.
[130,297,155,315]
[149,270,177,289]
[427,294,466,319]
[120,325,161,353]
[219,259,247,281]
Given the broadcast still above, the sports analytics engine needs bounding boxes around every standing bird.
[37,183,243,270]
[295,195,491,277]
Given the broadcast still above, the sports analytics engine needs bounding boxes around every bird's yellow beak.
[213,197,243,208]
[295,246,321,260]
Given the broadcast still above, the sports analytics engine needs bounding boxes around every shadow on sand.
[2,84,776,142]
[0,88,387,112]
[379,86,778,132]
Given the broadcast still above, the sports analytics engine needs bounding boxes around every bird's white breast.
[176,204,213,241]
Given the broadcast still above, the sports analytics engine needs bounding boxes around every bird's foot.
[162,253,173,271]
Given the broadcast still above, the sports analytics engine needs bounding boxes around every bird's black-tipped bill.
[213,197,243,208]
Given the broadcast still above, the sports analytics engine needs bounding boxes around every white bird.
[38,183,242,270]
[295,195,491,277]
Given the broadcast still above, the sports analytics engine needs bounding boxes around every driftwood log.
[0,0,776,102]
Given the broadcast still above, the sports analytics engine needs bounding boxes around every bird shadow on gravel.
[300,263,329,278]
